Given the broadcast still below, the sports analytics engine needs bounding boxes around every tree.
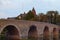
[24,10,35,20]
[38,13,44,22]
[56,15,60,24]
[47,11,59,24]
[47,11,53,23]
[53,11,58,24]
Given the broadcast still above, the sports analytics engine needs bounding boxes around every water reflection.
[0,35,60,40]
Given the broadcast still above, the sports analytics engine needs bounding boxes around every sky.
[0,0,60,18]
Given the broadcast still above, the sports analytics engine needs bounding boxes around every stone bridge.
[0,19,60,40]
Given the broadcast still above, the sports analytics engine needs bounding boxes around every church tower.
[32,7,36,16]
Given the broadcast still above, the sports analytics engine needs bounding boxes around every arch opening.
[28,25,38,40]
[59,29,60,39]
[53,28,58,40]
[43,26,50,40]
[0,25,20,40]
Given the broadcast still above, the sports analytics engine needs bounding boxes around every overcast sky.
[0,0,60,18]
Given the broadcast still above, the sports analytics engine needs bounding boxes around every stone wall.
[0,19,59,40]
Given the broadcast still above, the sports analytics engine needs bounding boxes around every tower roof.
[32,7,36,15]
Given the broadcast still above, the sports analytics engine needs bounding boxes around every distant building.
[7,8,36,20]
[17,12,27,19]
[32,7,36,16]
[17,8,36,20]
[7,17,16,20]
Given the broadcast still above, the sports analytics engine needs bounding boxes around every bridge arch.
[59,28,60,39]
[1,25,20,40]
[53,28,58,40]
[28,25,38,40]
[43,26,50,40]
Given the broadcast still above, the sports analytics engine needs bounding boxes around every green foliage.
[56,15,60,23]
[15,17,20,20]
[46,11,59,24]
[28,37,37,40]
[24,10,34,20]
[12,10,60,25]
[0,34,6,40]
